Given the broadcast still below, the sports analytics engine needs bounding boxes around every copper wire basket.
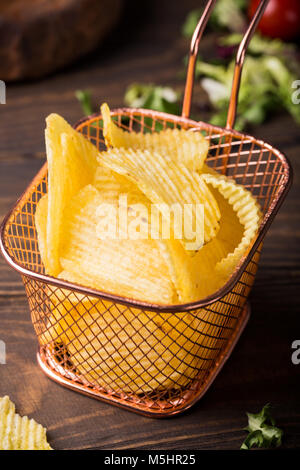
[0,0,292,417]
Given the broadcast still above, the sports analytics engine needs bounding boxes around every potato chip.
[0,396,52,450]
[59,184,177,305]
[160,186,244,302]
[34,194,49,272]
[157,239,197,303]
[34,162,194,304]
[95,164,199,301]
[93,165,142,202]
[95,166,201,303]
[154,167,253,302]
[101,103,209,171]
[94,165,244,303]
[45,114,99,275]
[202,172,261,277]
[97,147,221,250]
[95,174,207,303]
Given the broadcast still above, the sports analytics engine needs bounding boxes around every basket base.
[37,301,251,417]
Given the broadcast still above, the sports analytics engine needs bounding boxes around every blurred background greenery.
[0,0,299,153]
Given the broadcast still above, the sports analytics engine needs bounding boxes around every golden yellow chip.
[97,147,221,250]
[45,114,99,275]
[155,168,254,302]
[93,165,142,201]
[34,194,49,272]
[160,186,244,302]
[101,102,209,171]
[0,396,52,450]
[59,184,177,305]
[202,172,261,277]
[35,161,196,305]
[94,166,202,303]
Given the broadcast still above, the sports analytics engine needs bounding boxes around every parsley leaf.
[241,404,283,450]
[75,89,94,116]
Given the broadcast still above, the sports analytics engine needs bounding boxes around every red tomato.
[248,0,300,40]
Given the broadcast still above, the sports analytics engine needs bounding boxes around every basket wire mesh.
[0,0,292,416]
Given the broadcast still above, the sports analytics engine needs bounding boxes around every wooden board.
[0,0,123,81]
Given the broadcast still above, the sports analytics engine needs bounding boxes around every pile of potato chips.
[35,103,261,393]
[36,102,260,304]
[0,396,52,450]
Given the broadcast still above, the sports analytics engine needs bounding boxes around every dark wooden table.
[0,1,299,450]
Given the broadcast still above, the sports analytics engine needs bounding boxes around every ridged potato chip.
[59,184,177,305]
[156,166,258,302]
[161,186,244,302]
[35,162,195,304]
[94,165,201,303]
[202,172,261,277]
[45,114,99,275]
[34,194,49,272]
[101,103,209,171]
[0,396,52,450]
[95,166,210,303]
[95,163,211,303]
[98,147,220,250]
[93,164,148,206]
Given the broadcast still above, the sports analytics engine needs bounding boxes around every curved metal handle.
[181,0,270,129]
[226,0,269,128]
[182,0,217,119]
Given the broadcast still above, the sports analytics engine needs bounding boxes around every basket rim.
[0,108,293,313]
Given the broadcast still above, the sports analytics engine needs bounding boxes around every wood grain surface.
[0,0,299,450]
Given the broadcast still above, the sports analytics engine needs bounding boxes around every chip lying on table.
[35,103,261,393]
[0,396,52,450]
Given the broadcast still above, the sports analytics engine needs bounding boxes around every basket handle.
[181,0,270,129]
